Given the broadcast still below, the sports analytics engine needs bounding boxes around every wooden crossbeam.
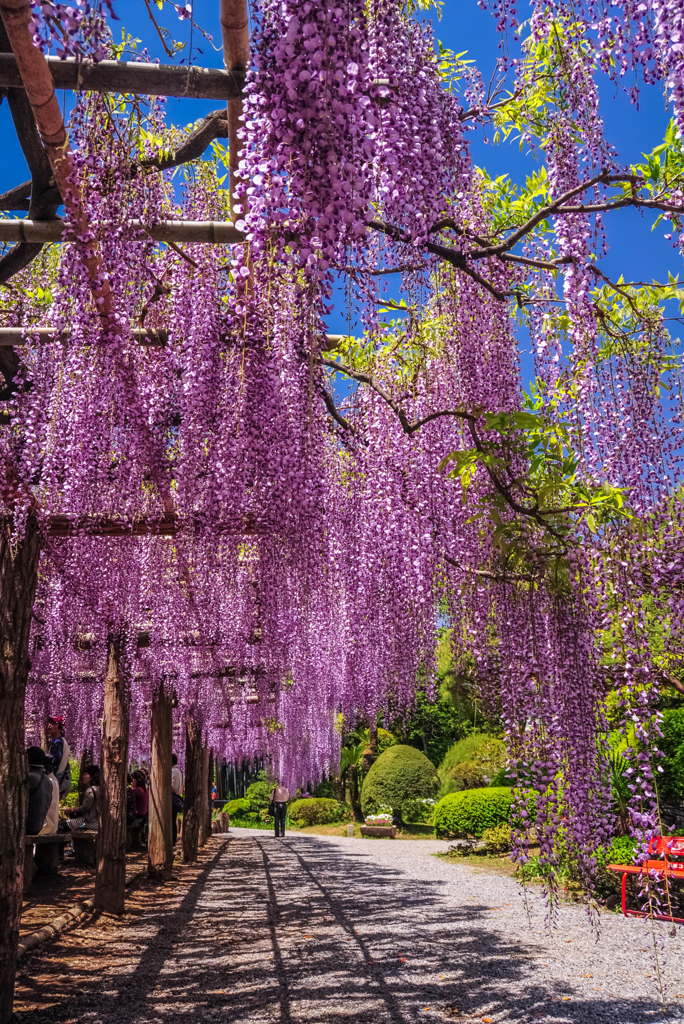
[0,328,347,348]
[0,53,244,100]
[0,219,244,244]
[45,514,181,538]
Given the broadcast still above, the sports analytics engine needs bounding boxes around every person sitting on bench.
[58,765,100,832]
[26,747,53,837]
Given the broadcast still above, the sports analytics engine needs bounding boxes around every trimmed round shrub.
[434,787,513,838]
[289,798,347,827]
[224,798,250,817]
[439,733,490,777]
[361,744,438,816]
[450,761,486,791]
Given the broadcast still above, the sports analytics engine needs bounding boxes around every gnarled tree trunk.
[148,682,173,880]
[95,633,129,914]
[182,718,202,863]
[0,516,41,1024]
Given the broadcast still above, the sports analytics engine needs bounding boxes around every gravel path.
[16,829,684,1023]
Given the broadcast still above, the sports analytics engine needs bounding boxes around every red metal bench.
[607,836,684,923]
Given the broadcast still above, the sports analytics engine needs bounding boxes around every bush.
[450,761,486,791]
[660,708,684,801]
[289,798,347,827]
[434,787,513,838]
[439,733,491,781]
[245,773,277,813]
[482,823,512,854]
[598,835,638,868]
[361,745,438,817]
[402,796,436,823]
[224,798,250,817]
[471,739,508,782]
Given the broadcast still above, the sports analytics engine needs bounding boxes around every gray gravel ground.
[18,829,684,1023]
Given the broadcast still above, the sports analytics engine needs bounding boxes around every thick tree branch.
[368,219,519,302]
[139,109,229,173]
[322,355,567,537]
[317,385,358,436]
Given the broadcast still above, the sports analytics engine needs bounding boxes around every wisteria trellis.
[2,0,684,906]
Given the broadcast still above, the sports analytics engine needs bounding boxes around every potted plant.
[360,812,396,838]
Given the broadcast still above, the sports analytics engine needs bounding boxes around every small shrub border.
[433,787,513,838]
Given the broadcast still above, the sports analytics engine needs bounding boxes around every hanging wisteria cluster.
[3,0,684,918]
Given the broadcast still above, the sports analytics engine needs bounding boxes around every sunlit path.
[14,833,684,1024]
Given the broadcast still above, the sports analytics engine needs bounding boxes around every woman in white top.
[39,773,60,835]
[270,781,290,837]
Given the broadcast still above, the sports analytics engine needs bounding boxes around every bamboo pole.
[148,683,173,880]
[0,219,244,244]
[0,53,244,99]
[220,0,250,221]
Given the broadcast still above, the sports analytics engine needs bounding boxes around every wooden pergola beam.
[0,219,244,244]
[0,327,347,348]
[0,53,244,100]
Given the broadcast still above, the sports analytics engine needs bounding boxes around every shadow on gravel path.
[13,832,683,1024]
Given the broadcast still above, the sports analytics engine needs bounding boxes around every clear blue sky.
[0,0,679,340]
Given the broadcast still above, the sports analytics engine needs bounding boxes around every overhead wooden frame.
[0,52,244,99]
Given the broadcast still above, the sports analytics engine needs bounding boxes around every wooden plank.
[0,54,244,101]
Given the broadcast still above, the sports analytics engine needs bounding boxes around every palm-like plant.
[609,749,631,836]
[340,743,365,822]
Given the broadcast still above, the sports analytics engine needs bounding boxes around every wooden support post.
[0,516,41,1024]
[198,746,210,848]
[220,0,250,221]
[181,718,202,863]
[148,682,173,880]
[94,634,129,915]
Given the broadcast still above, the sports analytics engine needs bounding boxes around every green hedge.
[361,744,438,816]
[289,798,347,826]
[434,787,513,838]
[660,708,684,801]
[224,798,250,817]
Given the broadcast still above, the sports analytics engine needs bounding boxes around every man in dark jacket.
[26,747,53,836]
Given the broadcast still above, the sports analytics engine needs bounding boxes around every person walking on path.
[44,715,72,797]
[270,781,290,837]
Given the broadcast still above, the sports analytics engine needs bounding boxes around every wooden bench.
[69,831,98,866]
[24,835,70,886]
[607,836,684,923]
